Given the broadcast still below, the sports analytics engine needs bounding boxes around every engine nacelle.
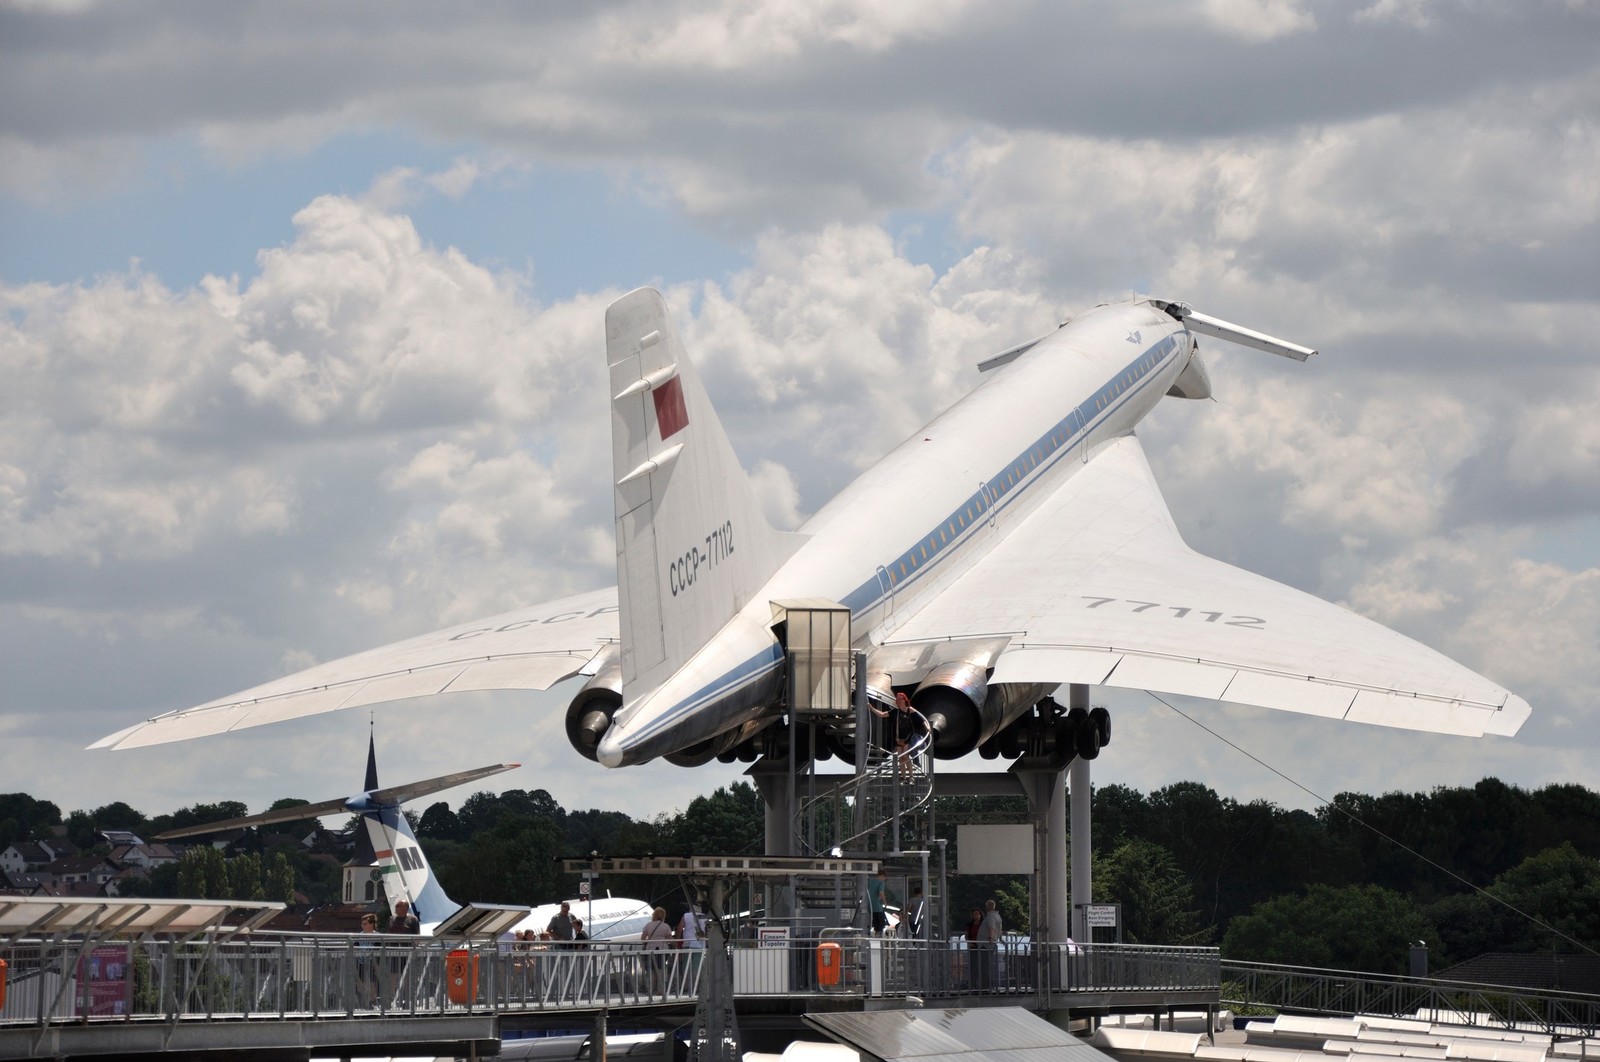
[912,663,1051,759]
[565,657,622,762]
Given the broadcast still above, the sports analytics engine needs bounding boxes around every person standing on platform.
[387,899,420,934]
[678,905,704,948]
[867,869,890,935]
[548,901,576,947]
[979,898,1003,990]
[642,907,673,996]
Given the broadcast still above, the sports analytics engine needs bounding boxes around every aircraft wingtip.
[86,722,145,751]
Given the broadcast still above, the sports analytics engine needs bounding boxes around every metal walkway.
[2,935,1220,1059]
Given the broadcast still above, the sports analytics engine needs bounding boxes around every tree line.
[5,776,1595,974]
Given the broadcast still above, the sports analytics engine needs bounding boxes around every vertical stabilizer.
[605,288,806,700]
[362,804,457,930]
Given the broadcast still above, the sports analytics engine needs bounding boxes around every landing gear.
[989,696,1112,769]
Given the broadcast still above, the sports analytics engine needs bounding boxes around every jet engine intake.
[565,658,622,762]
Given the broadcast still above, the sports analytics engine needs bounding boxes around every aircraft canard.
[95,290,1530,766]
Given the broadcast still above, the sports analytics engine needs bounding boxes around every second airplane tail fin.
[605,288,805,699]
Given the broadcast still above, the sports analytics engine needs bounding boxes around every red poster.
[78,943,131,1017]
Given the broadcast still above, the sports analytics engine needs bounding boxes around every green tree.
[263,798,322,841]
[1223,884,1435,973]
[1487,842,1600,948]
[0,792,63,848]
[231,851,266,900]
[995,878,1031,935]
[1092,784,1150,857]
[458,788,564,837]
[416,801,465,842]
[147,801,250,839]
[1093,838,1211,945]
[268,852,296,903]
[669,782,763,855]
[1527,784,1600,859]
[436,813,564,905]
[177,846,231,899]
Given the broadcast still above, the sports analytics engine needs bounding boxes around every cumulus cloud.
[1201,0,1317,41]
[2,0,1597,823]
[601,0,976,69]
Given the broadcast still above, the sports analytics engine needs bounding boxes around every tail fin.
[605,288,805,699]
[360,802,455,930]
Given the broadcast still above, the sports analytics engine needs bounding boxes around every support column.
[1046,769,1067,946]
[1069,683,1092,941]
[753,770,792,857]
[1016,768,1067,945]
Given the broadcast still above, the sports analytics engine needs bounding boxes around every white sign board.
[578,880,590,898]
[1086,904,1118,927]
[956,823,1033,874]
[757,926,790,949]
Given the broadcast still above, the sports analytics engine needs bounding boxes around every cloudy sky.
[2,0,1596,835]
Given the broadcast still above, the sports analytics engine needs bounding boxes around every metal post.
[1069,683,1092,942]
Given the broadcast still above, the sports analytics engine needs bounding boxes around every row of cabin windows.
[889,341,1176,585]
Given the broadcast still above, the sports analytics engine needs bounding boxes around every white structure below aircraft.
[97,292,1530,775]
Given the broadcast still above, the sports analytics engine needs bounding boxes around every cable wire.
[1145,689,1599,958]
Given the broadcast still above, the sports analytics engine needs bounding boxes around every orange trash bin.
[446,948,478,1004]
[816,941,842,987]
[0,957,7,1010]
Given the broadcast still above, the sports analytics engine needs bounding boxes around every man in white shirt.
[678,906,704,949]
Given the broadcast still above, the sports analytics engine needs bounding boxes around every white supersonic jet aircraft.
[94,291,1531,768]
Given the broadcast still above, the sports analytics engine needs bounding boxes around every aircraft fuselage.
[598,300,1191,766]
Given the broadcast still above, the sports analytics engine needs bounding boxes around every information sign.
[1086,904,1118,927]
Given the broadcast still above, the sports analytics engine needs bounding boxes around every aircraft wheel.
[1053,715,1079,769]
[1074,716,1102,760]
[1090,706,1111,747]
[979,736,1000,759]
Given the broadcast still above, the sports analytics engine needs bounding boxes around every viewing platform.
[0,908,1219,1060]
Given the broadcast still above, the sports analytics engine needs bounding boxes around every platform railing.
[1,934,1219,1028]
[1221,959,1600,1037]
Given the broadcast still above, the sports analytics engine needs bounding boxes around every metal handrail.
[2,935,1219,1028]
[795,708,934,856]
[1221,959,1600,1036]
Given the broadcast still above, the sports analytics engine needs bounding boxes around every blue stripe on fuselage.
[843,331,1181,616]
[623,643,785,748]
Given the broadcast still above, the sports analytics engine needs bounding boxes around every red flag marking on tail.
[653,377,689,439]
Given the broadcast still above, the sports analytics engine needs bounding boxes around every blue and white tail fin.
[155,736,518,935]
[605,288,806,699]
[357,800,455,931]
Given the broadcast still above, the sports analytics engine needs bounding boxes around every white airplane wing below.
[883,436,1530,738]
[90,587,620,750]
